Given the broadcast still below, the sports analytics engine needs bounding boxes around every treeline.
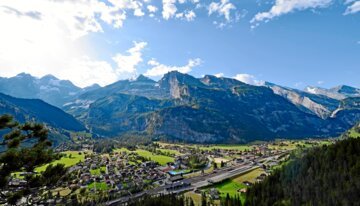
[220,194,242,206]
[245,137,360,206]
[93,133,153,153]
[128,194,193,206]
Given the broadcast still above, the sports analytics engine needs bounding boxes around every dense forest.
[127,194,191,206]
[245,136,360,206]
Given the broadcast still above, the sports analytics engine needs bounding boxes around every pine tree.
[0,114,56,204]
[213,161,218,169]
[201,192,207,206]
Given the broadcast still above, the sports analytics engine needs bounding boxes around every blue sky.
[0,0,359,88]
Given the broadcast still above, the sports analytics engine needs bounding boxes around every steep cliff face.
[265,83,339,119]
[305,85,360,100]
[330,97,360,127]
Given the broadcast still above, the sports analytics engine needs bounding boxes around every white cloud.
[214,73,224,77]
[144,58,202,77]
[162,0,178,20]
[344,1,360,14]
[176,10,196,21]
[0,0,153,87]
[251,0,332,27]
[233,74,264,85]
[208,0,236,21]
[185,10,196,21]
[112,41,147,74]
[108,0,145,17]
[147,5,158,13]
[57,56,118,87]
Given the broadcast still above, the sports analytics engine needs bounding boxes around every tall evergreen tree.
[201,192,207,206]
[245,137,360,206]
[0,114,57,204]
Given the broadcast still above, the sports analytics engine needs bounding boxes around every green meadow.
[35,151,85,172]
[114,148,174,165]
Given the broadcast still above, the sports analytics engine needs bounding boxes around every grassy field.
[158,142,254,151]
[213,179,246,197]
[35,151,85,172]
[268,140,316,150]
[136,149,174,165]
[348,127,360,138]
[232,168,264,184]
[158,148,182,155]
[114,148,174,165]
[88,182,108,191]
[90,166,106,175]
[198,168,265,204]
[198,145,254,151]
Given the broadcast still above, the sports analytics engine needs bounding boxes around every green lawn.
[113,148,174,165]
[136,149,174,165]
[90,166,106,175]
[35,151,85,172]
[158,148,182,155]
[232,168,264,184]
[88,182,108,191]
[213,179,246,197]
[348,127,360,138]
[199,145,254,151]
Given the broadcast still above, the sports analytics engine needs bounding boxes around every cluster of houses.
[66,151,168,196]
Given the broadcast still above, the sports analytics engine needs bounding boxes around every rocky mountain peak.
[135,74,155,83]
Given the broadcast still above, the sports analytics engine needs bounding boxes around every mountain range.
[0,92,85,149]
[0,72,359,143]
[0,73,100,108]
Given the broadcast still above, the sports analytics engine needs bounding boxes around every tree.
[225,193,230,206]
[0,114,56,204]
[189,198,195,206]
[245,137,360,206]
[201,192,207,206]
[213,162,218,170]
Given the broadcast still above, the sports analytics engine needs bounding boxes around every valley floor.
[7,137,335,205]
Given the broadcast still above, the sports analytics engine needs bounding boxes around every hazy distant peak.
[40,74,59,81]
[15,72,33,78]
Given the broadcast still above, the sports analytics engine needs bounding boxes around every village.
[3,137,333,205]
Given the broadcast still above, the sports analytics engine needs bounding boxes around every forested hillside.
[245,135,360,206]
